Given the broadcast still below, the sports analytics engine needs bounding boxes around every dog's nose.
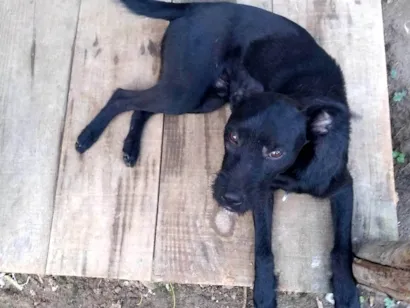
[223,192,243,206]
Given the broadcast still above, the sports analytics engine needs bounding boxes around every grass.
[393,90,407,102]
[393,150,406,164]
[384,297,396,308]
[390,68,398,79]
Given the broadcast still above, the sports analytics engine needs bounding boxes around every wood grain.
[46,0,168,280]
[271,192,333,292]
[353,258,410,302]
[153,109,257,285]
[356,241,410,270]
[0,0,81,274]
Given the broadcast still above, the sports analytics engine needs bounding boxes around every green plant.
[384,297,395,308]
[359,295,365,307]
[390,68,398,79]
[393,150,406,163]
[393,90,407,102]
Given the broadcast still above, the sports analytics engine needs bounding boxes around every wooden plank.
[0,0,80,274]
[154,0,397,292]
[152,0,268,286]
[46,0,168,280]
[356,241,410,270]
[271,193,333,292]
[269,0,398,292]
[353,258,410,302]
[153,110,257,285]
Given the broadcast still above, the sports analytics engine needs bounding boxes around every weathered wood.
[270,0,399,291]
[152,0,268,286]
[153,110,257,286]
[356,241,410,270]
[353,258,410,302]
[46,0,167,280]
[0,0,80,274]
[272,192,333,292]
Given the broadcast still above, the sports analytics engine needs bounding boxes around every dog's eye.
[228,132,239,145]
[267,149,284,159]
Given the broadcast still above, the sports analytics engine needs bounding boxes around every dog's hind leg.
[75,83,208,153]
[120,87,227,167]
[76,55,228,154]
[253,191,277,308]
[122,111,154,167]
[120,94,225,167]
[76,16,231,153]
[190,89,227,114]
[330,172,360,308]
[191,97,225,113]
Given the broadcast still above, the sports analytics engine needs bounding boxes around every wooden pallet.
[0,0,398,292]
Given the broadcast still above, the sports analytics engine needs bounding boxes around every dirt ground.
[384,0,410,239]
[1,0,410,307]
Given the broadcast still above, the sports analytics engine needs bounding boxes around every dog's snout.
[222,192,243,206]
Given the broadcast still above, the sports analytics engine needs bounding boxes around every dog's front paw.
[253,278,277,308]
[122,151,139,167]
[122,137,141,167]
[253,257,277,308]
[75,128,98,154]
[332,253,360,308]
[333,282,360,308]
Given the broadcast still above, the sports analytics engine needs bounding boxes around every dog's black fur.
[76,1,359,307]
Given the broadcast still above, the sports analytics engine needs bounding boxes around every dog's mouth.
[222,204,236,212]
[218,202,240,213]
[219,201,249,214]
[213,193,237,212]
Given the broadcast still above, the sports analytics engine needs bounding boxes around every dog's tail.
[119,0,190,21]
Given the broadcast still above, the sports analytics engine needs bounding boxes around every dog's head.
[213,92,339,213]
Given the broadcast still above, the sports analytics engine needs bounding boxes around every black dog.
[76,1,359,307]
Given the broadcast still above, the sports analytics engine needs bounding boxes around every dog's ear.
[307,109,333,135]
[302,100,350,137]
